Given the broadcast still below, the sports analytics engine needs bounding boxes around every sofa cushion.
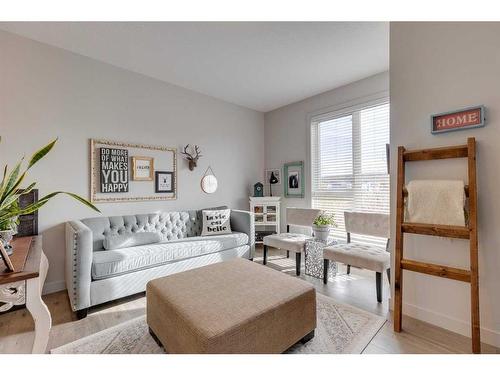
[201,209,232,236]
[103,232,162,250]
[323,243,390,273]
[91,232,249,280]
[263,233,311,253]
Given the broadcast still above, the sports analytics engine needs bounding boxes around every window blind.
[311,101,390,247]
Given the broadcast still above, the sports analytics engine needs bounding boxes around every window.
[311,101,390,246]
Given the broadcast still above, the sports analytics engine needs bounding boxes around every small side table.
[0,236,52,353]
[305,238,337,280]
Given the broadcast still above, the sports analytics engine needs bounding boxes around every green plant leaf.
[0,138,100,227]
[56,192,100,213]
[0,191,99,222]
[0,194,22,212]
[17,182,37,196]
[27,138,58,170]
[0,159,24,201]
[0,165,8,197]
[1,171,27,203]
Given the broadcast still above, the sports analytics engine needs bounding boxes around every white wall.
[390,22,500,347]
[0,31,264,293]
[264,72,389,231]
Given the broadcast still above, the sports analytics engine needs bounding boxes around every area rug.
[51,293,385,354]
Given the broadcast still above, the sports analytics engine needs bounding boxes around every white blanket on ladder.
[406,180,466,226]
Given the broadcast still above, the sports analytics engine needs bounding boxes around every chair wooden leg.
[296,252,301,276]
[323,259,329,284]
[263,245,268,265]
[287,250,290,258]
[376,272,382,303]
[347,265,351,275]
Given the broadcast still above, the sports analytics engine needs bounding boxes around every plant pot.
[0,229,16,255]
[312,224,330,241]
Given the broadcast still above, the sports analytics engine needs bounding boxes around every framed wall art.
[100,147,129,193]
[265,168,281,185]
[284,161,304,198]
[90,139,177,203]
[132,156,154,181]
[155,171,174,193]
[431,105,485,134]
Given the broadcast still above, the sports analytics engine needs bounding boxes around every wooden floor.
[0,247,498,354]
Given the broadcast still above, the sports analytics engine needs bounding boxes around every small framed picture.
[155,171,174,193]
[265,168,281,185]
[284,161,304,198]
[131,156,154,181]
[0,242,15,272]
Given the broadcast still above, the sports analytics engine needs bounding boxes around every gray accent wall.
[0,30,264,292]
[390,22,500,347]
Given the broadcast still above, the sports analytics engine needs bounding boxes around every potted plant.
[0,137,100,253]
[312,212,336,241]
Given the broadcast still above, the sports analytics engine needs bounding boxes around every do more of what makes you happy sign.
[100,147,129,193]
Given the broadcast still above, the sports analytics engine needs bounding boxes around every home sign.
[431,106,485,134]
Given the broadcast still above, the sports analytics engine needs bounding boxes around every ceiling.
[0,22,389,112]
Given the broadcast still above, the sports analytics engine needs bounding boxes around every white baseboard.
[42,280,66,295]
[402,301,500,348]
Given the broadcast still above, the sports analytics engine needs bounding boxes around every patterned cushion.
[92,232,249,280]
[323,243,390,273]
[263,233,312,253]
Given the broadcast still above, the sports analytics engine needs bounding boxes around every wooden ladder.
[394,137,480,353]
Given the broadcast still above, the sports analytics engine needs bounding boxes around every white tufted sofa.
[65,209,254,319]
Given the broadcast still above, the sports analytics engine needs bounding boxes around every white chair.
[263,208,322,276]
[323,211,390,303]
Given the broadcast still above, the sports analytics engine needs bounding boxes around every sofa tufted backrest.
[82,211,203,251]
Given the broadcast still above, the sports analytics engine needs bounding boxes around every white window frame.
[306,91,390,242]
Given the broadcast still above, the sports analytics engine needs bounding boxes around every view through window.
[311,101,390,246]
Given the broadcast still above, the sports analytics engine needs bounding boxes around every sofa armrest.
[65,220,93,312]
[230,209,255,259]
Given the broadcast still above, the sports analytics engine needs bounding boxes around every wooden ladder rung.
[403,144,468,161]
[402,222,470,239]
[401,259,471,282]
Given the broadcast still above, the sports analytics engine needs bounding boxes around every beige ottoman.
[146,258,316,353]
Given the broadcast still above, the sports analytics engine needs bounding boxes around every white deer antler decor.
[181,144,202,171]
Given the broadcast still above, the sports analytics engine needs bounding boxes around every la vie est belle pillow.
[201,209,232,236]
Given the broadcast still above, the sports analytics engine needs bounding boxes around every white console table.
[249,196,281,244]
[0,236,52,353]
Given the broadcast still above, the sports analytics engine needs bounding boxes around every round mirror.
[201,174,218,194]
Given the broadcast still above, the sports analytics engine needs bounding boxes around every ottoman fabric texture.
[147,258,316,353]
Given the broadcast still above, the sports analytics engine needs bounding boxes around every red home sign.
[431,106,485,134]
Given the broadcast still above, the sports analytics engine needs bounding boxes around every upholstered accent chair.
[262,208,322,275]
[323,211,390,302]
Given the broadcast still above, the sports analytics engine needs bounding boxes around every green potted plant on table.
[312,212,336,241]
[0,137,100,255]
